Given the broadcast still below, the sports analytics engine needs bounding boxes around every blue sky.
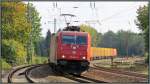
[26,1,148,37]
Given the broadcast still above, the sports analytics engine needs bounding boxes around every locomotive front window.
[62,35,87,45]
[76,36,87,45]
[62,35,75,44]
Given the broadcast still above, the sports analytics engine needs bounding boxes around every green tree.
[116,30,144,56]
[136,5,149,51]
[1,2,31,45]
[99,30,145,57]
[45,30,51,57]
[1,2,31,65]
[97,33,102,47]
[117,30,130,56]
[39,37,48,56]
[136,5,149,63]
[1,2,42,65]
[26,3,41,63]
[80,24,99,47]
[27,3,41,43]
[34,37,47,57]
[2,39,27,66]
[99,31,118,48]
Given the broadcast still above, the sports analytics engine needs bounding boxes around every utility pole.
[52,2,58,33]
[89,2,101,30]
[54,18,56,33]
[125,30,129,57]
[90,2,95,9]
[126,21,131,57]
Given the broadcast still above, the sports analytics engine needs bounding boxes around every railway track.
[24,65,41,83]
[55,72,107,83]
[88,64,148,82]
[92,64,148,78]
[8,63,106,83]
[8,64,42,83]
[8,63,147,83]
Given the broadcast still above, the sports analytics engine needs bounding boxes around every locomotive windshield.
[62,35,87,45]
[62,35,75,44]
[76,36,87,45]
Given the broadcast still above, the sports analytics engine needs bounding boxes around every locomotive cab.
[57,31,91,74]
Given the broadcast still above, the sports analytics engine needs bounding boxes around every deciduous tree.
[136,5,149,63]
[80,24,99,47]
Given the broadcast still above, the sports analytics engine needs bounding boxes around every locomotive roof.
[59,31,88,35]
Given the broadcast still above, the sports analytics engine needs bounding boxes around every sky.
[26,1,148,37]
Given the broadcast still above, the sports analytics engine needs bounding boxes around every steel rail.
[8,64,45,83]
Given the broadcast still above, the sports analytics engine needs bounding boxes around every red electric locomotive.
[49,26,91,75]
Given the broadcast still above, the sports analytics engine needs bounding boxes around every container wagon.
[91,47,117,60]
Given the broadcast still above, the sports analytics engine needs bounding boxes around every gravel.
[29,64,77,83]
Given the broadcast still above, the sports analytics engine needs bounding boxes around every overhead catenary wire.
[100,6,137,22]
[47,2,138,33]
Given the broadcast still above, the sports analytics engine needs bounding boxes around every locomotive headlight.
[62,55,65,58]
[82,56,86,59]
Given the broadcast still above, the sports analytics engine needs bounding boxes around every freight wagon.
[91,47,117,60]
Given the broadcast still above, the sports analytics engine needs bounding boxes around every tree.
[80,24,99,47]
[97,33,102,47]
[26,3,42,63]
[45,30,51,57]
[2,39,27,66]
[116,30,144,56]
[99,31,118,48]
[117,30,130,56]
[1,2,31,45]
[136,5,149,63]
[2,2,31,65]
[27,3,41,43]
[1,2,42,65]
[99,30,145,57]
[34,37,48,57]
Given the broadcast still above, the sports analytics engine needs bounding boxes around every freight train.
[48,26,117,75]
[91,47,117,60]
[49,26,91,75]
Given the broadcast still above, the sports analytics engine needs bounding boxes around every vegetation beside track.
[1,56,47,71]
[31,56,48,64]
[1,59,12,70]
[93,57,148,75]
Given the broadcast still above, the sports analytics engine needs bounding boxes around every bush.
[2,39,27,66]
[1,59,12,70]
[32,56,48,64]
[145,52,149,64]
